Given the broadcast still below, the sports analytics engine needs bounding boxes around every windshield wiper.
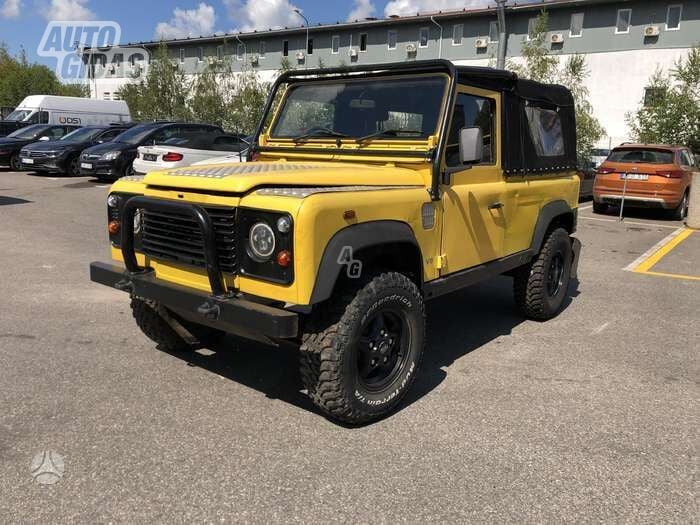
[355,129,423,145]
[292,127,348,143]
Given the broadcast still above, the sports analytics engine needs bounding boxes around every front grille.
[82,153,101,161]
[28,151,49,158]
[141,206,237,274]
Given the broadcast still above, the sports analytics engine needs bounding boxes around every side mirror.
[39,136,50,141]
[459,127,482,164]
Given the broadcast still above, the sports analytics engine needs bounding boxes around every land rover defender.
[90,60,581,424]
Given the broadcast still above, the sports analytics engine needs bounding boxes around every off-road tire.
[299,272,425,424]
[513,227,573,321]
[10,153,22,171]
[131,298,225,352]
[592,201,608,214]
[670,191,689,221]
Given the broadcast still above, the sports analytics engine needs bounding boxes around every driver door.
[439,86,506,275]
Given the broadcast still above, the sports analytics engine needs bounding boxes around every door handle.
[488,202,504,210]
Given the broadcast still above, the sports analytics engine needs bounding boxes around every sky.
[0,0,501,66]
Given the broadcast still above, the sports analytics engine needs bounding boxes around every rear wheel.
[592,201,608,214]
[670,191,689,221]
[299,272,425,424]
[514,228,573,321]
[10,153,21,171]
[131,298,225,352]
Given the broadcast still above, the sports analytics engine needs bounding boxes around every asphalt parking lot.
[1,171,697,522]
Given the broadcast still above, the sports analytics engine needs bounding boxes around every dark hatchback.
[80,122,224,180]
[0,124,79,171]
[19,125,131,176]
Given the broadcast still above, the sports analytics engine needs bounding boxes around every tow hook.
[114,279,134,293]
[197,301,221,320]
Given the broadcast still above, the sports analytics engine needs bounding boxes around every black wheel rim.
[547,251,565,297]
[357,308,409,392]
[11,156,20,170]
[70,157,79,176]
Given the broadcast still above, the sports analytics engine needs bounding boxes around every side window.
[26,112,40,124]
[39,111,49,123]
[524,106,564,157]
[680,150,693,167]
[446,93,496,168]
[45,127,66,140]
[99,129,121,142]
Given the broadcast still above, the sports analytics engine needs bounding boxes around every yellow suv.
[90,60,581,424]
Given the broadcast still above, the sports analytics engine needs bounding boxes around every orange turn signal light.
[276,250,292,268]
[108,220,120,235]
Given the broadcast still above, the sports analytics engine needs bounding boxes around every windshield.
[608,148,675,164]
[6,109,33,121]
[60,127,104,142]
[270,75,448,141]
[114,125,160,145]
[6,125,48,139]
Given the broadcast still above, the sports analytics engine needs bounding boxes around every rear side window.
[608,148,674,164]
[680,150,693,167]
[525,106,564,157]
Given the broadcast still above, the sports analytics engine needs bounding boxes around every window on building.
[283,40,289,57]
[360,33,368,51]
[452,24,463,45]
[419,27,429,47]
[388,30,397,50]
[527,17,538,40]
[103,92,111,101]
[307,38,314,55]
[644,87,665,107]
[237,43,245,60]
[445,93,496,167]
[570,12,584,37]
[259,41,266,57]
[197,47,203,62]
[216,45,224,60]
[179,49,185,63]
[666,4,682,31]
[489,21,499,43]
[615,9,632,34]
[331,35,340,54]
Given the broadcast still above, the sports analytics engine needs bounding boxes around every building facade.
[85,0,700,148]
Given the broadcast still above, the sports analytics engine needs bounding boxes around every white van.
[0,95,131,136]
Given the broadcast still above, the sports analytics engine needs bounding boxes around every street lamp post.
[293,8,309,68]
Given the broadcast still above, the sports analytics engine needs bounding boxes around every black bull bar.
[89,196,298,339]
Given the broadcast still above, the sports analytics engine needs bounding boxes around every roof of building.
[86,0,630,51]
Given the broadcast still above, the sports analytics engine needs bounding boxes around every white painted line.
[623,226,686,271]
[592,322,610,334]
[578,204,593,211]
[579,216,679,229]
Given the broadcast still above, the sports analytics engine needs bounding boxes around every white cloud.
[43,0,96,21]
[1,0,21,18]
[347,0,376,22]
[154,2,217,40]
[224,0,303,33]
[384,0,494,17]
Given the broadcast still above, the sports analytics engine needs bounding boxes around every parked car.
[577,162,595,200]
[79,122,224,181]
[191,136,251,166]
[19,124,132,176]
[0,124,80,171]
[590,148,610,168]
[133,133,245,174]
[593,144,696,220]
[0,95,130,137]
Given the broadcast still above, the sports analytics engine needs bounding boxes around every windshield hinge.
[434,254,447,270]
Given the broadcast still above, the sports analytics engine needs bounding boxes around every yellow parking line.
[641,270,700,281]
[632,228,694,273]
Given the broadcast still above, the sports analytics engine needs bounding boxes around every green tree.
[509,11,605,165]
[0,44,88,108]
[626,46,700,152]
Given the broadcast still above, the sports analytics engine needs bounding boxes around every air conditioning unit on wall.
[406,43,417,54]
[550,33,564,43]
[349,48,358,57]
[475,38,488,49]
[250,54,259,64]
[295,51,305,61]
[644,25,660,37]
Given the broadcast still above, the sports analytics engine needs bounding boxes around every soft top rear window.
[608,148,675,164]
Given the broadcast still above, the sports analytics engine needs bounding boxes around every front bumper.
[20,156,68,172]
[90,262,298,338]
[80,159,117,177]
[90,195,299,340]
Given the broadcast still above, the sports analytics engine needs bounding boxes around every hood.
[23,140,73,152]
[142,161,426,193]
[84,141,132,155]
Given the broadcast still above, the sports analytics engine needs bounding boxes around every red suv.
[593,144,696,220]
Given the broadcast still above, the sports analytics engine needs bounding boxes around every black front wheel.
[300,272,425,424]
[10,154,22,171]
[513,228,573,321]
[67,154,81,177]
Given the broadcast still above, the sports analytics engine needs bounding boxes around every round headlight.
[249,222,275,260]
[276,216,291,233]
[107,194,121,208]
